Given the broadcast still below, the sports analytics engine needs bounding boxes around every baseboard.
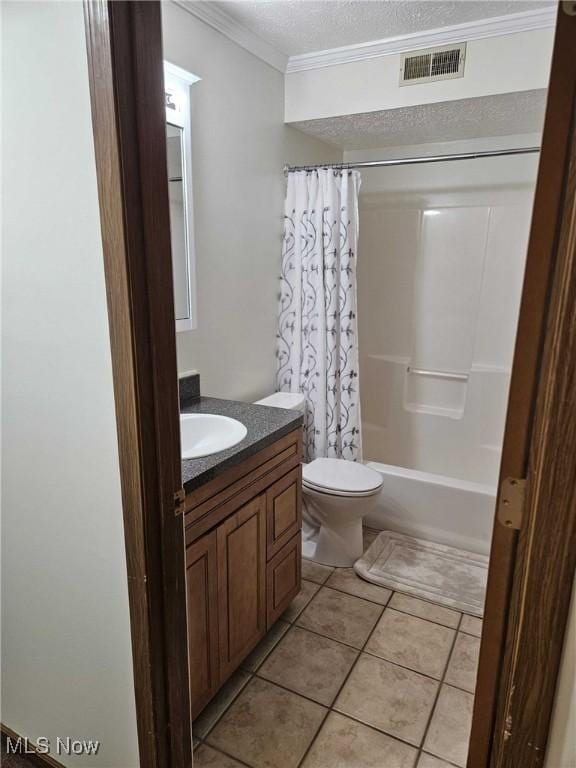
[1,724,66,768]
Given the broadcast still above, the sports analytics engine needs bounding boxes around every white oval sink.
[180,413,247,459]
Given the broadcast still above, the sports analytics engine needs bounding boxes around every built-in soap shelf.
[404,365,468,419]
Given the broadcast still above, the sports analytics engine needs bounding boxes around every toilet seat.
[302,481,379,498]
[303,458,383,497]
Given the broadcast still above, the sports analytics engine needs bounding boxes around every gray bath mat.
[354,531,489,616]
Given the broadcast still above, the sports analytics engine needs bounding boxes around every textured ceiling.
[214,1,554,56]
[289,90,547,150]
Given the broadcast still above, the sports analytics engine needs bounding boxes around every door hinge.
[497,477,527,530]
[174,488,186,516]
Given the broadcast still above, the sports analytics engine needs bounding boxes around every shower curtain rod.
[283,146,540,174]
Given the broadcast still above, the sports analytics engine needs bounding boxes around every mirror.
[164,62,199,332]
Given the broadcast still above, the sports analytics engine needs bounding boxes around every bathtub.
[364,461,496,556]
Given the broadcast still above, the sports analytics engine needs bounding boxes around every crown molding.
[171,3,556,76]
[286,6,556,73]
[172,0,288,73]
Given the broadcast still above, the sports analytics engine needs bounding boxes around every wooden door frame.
[470,4,576,766]
[83,3,191,768]
[81,2,575,768]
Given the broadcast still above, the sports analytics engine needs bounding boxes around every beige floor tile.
[460,614,483,637]
[241,620,290,672]
[207,677,326,768]
[417,754,455,768]
[302,711,417,768]
[366,608,455,679]
[445,632,480,693]
[334,653,438,746]
[282,579,321,622]
[302,559,334,585]
[424,684,474,767]
[194,744,246,767]
[389,593,461,629]
[258,625,358,705]
[193,670,251,739]
[326,568,392,605]
[296,587,383,648]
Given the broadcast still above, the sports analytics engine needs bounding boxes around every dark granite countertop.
[181,396,302,493]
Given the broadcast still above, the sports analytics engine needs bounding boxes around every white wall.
[1,3,139,766]
[285,28,554,122]
[162,1,340,402]
[354,139,538,485]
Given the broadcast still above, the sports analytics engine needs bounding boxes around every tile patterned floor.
[193,528,483,768]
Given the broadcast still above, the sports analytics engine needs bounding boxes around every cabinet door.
[267,532,302,628]
[217,495,266,680]
[266,466,302,560]
[186,530,219,719]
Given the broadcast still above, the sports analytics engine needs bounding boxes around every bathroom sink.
[180,413,247,459]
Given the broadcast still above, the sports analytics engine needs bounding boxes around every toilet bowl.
[254,392,383,568]
[302,458,383,567]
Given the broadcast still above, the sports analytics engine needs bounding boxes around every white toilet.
[301,458,383,567]
[255,392,383,568]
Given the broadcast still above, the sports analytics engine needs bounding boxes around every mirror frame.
[164,61,200,332]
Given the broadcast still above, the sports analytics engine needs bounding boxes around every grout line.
[325,708,427,754]
[241,621,291,673]
[291,609,477,697]
[296,587,427,768]
[200,742,254,768]
[312,576,472,632]
[385,602,463,631]
[196,572,479,768]
[281,580,321,623]
[253,667,343,709]
[420,750,463,768]
[415,611,466,767]
[319,580,394,608]
[295,590,392,767]
[459,628,483,638]
[196,671,254,743]
[315,581,392,608]
[259,618,475,696]
[294,607,385,650]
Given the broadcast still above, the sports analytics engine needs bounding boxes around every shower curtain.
[276,168,362,462]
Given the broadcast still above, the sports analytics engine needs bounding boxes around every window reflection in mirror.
[166,124,190,322]
[164,62,200,332]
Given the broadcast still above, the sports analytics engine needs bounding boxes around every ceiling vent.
[400,43,466,86]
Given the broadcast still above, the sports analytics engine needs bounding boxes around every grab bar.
[406,366,469,382]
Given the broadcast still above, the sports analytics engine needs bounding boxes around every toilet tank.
[254,392,306,412]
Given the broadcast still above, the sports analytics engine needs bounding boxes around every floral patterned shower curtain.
[276,168,362,462]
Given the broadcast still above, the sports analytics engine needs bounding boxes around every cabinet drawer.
[266,466,302,560]
[266,532,301,628]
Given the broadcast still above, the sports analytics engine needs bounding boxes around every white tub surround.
[365,462,496,556]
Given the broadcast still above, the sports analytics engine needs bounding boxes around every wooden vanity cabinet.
[217,495,267,680]
[184,429,302,719]
[185,531,220,716]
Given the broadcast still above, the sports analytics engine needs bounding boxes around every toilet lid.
[303,458,383,494]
